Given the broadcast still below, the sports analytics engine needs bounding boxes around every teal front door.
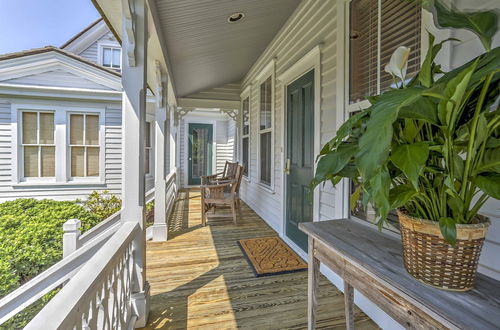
[188,123,213,185]
[285,70,315,251]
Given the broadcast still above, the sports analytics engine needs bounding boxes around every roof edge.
[0,46,121,77]
[60,18,104,49]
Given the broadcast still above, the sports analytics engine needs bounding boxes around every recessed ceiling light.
[227,12,245,23]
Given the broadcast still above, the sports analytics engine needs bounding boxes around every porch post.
[120,0,149,326]
[174,107,181,186]
[152,62,168,241]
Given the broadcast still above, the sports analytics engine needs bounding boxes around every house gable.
[0,49,122,91]
[62,19,120,65]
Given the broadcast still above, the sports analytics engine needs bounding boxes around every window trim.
[68,112,102,180]
[97,42,122,70]
[11,103,105,185]
[255,59,275,190]
[145,120,154,176]
[19,110,56,182]
[240,85,251,180]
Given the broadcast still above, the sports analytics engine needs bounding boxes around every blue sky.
[0,0,100,55]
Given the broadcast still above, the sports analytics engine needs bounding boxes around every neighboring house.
[0,19,237,201]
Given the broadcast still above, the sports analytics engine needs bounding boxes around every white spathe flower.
[384,46,411,82]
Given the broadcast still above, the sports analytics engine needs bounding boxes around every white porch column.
[120,0,149,327]
[152,62,168,241]
[174,107,181,187]
[169,101,176,175]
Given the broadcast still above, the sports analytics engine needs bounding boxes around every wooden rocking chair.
[201,165,243,225]
[202,161,238,185]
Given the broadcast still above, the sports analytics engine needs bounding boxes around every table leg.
[344,281,354,330]
[308,237,320,330]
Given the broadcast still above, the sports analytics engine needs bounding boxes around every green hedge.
[0,198,101,329]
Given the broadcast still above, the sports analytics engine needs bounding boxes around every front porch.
[143,190,377,329]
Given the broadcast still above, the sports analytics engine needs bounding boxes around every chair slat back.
[232,165,243,194]
[225,161,239,179]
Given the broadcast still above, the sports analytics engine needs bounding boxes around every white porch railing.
[0,226,116,325]
[79,211,122,246]
[25,222,140,329]
[0,170,178,327]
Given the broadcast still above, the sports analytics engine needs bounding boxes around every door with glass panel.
[188,123,213,185]
[285,70,315,251]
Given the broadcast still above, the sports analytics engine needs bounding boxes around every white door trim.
[277,44,322,244]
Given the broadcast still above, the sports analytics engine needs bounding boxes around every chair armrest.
[201,181,235,189]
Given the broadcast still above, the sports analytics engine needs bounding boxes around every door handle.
[284,158,291,175]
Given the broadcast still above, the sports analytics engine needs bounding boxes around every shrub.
[145,200,155,226]
[83,190,122,220]
[0,199,100,328]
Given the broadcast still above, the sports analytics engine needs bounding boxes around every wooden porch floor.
[141,189,378,329]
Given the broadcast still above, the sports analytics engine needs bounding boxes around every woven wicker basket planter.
[397,210,490,291]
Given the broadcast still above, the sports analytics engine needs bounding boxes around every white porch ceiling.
[153,0,302,98]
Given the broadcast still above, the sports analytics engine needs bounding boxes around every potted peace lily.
[312,0,500,291]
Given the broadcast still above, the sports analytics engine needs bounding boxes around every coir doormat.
[238,236,308,277]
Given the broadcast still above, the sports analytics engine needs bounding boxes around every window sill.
[12,181,106,188]
[257,182,275,194]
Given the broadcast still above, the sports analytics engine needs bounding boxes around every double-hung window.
[145,121,152,175]
[347,0,422,223]
[69,113,100,177]
[349,0,421,105]
[241,96,250,177]
[21,111,55,178]
[259,76,273,187]
[101,46,121,70]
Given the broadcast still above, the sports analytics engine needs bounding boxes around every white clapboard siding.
[78,32,120,65]
[0,101,124,202]
[239,0,337,232]
[3,69,114,90]
[215,119,235,173]
[0,103,11,189]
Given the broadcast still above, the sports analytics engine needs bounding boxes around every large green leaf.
[418,31,459,88]
[321,110,369,155]
[435,59,477,126]
[350,185,362,211]
[439,217,457,245]
[474,173,500,199]
[391,143,429,189]
[367,167,391,221]
[436,47,500,91]
[431,0,498,51]
[389,184,417,209]
[399,95,438,124]
[447,196,465,223]
[478,147,500,173]
[357,88,423,180]
[312,144,357,188]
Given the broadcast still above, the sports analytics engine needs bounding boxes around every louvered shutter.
[380,0,422,90]
[349,0,378,104]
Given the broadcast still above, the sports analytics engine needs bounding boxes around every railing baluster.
[25,222,139,329]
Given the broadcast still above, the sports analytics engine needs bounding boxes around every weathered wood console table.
[299,219,500,330]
